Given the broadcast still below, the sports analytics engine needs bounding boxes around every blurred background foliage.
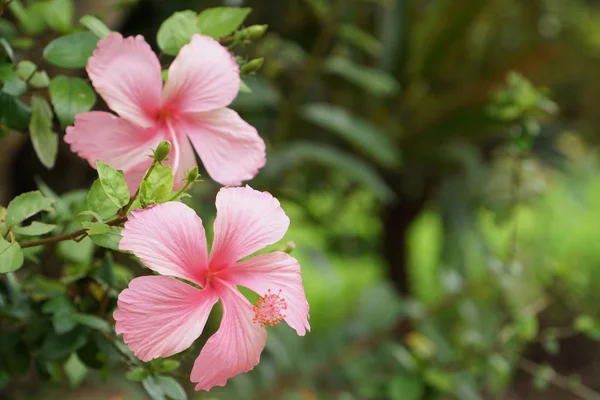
[5,0,600,399]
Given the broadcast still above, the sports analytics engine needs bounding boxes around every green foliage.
[0,91,30,131]
[0,238,23,273]
[16,60,50,88]
[140,164,174,208]
[49,76,96,127]
[86,179,119,220]
[96,161,130,208]
[0,64,26,96]
[29,95,58,169]
[157,10,200,56]
[43,32,98,68]
[5,191,53,227]
[196,7,251,39]
[44,0,74,33]
[325,56,400,98]
[79,15,111,39]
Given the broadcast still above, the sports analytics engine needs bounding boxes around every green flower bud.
[244,25,268,40]
[153,141,171,162]
[185,166,200,182]
[241,58,264,75]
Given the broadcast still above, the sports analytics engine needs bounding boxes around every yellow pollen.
[253,289,287,327]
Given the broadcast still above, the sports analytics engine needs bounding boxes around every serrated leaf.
[79,15,111,39]
[0,238,24,273]
[12,221,56,236]
[301,103,400,167]
[157,10,200,56]
[140,164,174,208]
[96,161,129,208]
[49,75,96,127]
[6,190,53,226]
[16,60,49,88]
[0,64,26,96]
[86,179,120,220]
[43,31,98,68]
[0,91,31,131]
[157,376,187,400]
[196,7,251,38]
[325,56,400,97]
[29,95,58,169]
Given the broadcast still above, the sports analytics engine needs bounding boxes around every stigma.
[253,289,287,327]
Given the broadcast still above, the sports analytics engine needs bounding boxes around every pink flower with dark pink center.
[65,33,265,192]
[113,186,310,390]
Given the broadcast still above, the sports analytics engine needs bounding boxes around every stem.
[168,180,192,201]
[18,216,127,249]
[123,160,158,214]
[519,358,600,400]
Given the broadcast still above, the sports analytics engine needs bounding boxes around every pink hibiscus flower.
[65,33,265,192]
[113,186,310,390]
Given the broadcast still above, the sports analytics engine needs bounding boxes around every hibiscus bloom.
[65,33,265,191]
[114,186,310,390]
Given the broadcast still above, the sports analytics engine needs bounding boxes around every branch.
[519,358,600,400]
[18,216,127,249]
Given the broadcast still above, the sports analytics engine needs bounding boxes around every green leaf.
[6,191,53,226]
[387,375,424,400]
[7,0,39,35]
[0,64,26,96]
[45,0,74,33]
[88,225,122,251]
[239,79,252,93]
[69,313,111,333]
[81,221,111,235]
[40,326,88,361]
[126,367,148,382]
[0,38,15,62]
[16,60,50,89]
[157,376,187,400]
[337,24,382,57]
[264,141,395,203]
[140,164,174,208]
[143,376,167,400]
[154,360,180,374]
[157,10,200,56]
[325,56,400,97]
[301,103,400,168]
[43,31,98,68]
[79,15,111,39]
[0,91,31,131]
[49,75,96,127]
[96,161,130,208]
[0,238,24,273]
[196,7,251,39]
[29,95,59,169]
[12,221,56,236]
[86,179,120,220]
[64,353,87,388]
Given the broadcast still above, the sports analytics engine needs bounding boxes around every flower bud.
[185,166,200,182]
[241,58,264,75]
[244,25,268,40]
[153,141,171,162]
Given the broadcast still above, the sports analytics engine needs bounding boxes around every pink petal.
[164,121,197,190]
[162,35,239,114]
[230,252,310,336]
[191,281,267,391]
[210,186,289,268]
[87,32,161,127]
[114,276,218,361]
[64,112,163,186]
[119,202,209,285]
[179,108,265,186]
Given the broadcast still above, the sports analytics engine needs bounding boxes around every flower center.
[253,289,287,327]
